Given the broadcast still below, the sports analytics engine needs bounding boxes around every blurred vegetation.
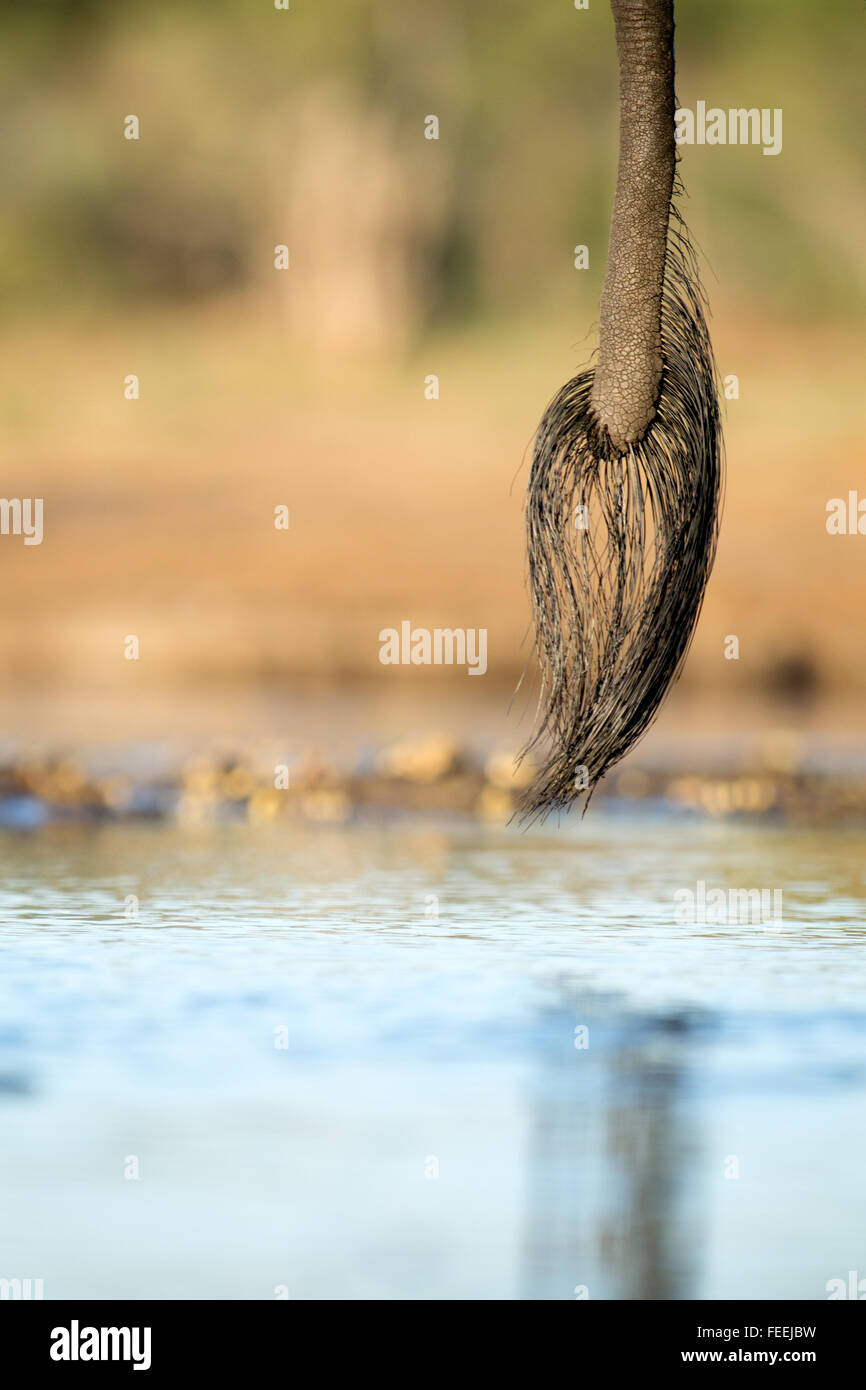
[0,1,863,719]
[0,0,862,334]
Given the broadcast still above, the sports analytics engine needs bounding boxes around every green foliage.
[0,0,862,327]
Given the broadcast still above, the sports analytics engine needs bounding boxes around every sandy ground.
[1,297,863,750]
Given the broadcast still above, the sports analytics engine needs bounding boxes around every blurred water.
[0,815,864,1300]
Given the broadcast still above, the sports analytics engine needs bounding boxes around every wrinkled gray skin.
[591,0,675,449]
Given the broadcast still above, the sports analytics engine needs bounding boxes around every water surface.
[1,816,864,1299]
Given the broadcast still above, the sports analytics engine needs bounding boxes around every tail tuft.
[520,198,723,820]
